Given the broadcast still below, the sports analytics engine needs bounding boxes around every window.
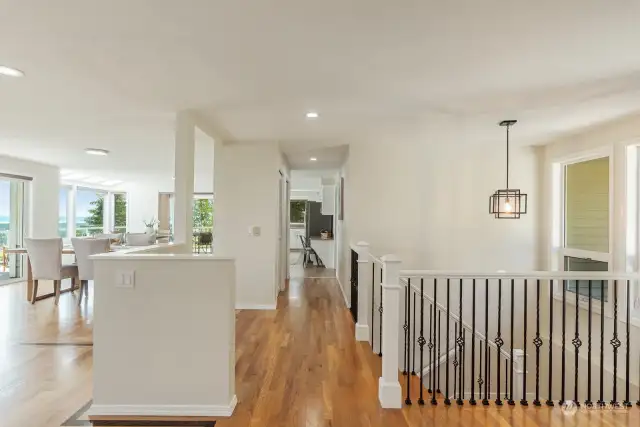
[192,196,213,233]
[113,193,127,234]
[76,188,106,236]
[290,200,306,225]
[58,187,69,238]
[562,157,610,301]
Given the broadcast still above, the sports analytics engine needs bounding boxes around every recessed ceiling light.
[310,157,317,161]
[305,111,319,119]
[83,177,105,184]
[85,148,109,156]
[0,65,25,77]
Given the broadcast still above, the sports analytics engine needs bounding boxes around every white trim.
[88,396,237,417]
[235,303,277,310]
[378,379,402,408]
[336,276,350,308]
[400,270,640,280]
[355,323,369,341]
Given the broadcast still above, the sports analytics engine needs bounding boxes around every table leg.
[26,256,33,302]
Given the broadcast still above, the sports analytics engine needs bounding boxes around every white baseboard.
[355,323,370,341]
[88,396,237,417]
[336,277,350,308]
[235,303,277,310]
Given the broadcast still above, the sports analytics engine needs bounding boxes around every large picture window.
[561,156,611,301]
[76,188,106,236]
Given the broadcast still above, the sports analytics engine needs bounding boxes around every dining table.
[5,245,128,303]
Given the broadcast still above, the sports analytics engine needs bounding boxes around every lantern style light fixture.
[489,120,527,219]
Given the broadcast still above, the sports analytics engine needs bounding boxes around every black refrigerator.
[305,201,333,239]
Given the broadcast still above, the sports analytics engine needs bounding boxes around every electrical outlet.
[116,270,135,288]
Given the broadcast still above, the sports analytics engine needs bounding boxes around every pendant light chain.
[506,124,509,189]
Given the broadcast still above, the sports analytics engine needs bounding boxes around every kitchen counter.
[309,236,334,241]
[307,237,335,268]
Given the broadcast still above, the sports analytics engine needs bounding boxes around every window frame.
[552,147,614,314]
[289,199,306,228]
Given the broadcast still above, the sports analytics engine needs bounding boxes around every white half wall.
[0,155,59,238]
[214,142,281,308]
[91,249,236,416]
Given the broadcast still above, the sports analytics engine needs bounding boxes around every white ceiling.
[2,1,640,179]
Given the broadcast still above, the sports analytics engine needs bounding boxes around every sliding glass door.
[0,178,26,283]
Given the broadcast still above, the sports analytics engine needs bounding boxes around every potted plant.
[320,229,331,240]
[143,217,159,234]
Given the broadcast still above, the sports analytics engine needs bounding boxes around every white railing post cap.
[380,254,401,263]
[356,241,370,247]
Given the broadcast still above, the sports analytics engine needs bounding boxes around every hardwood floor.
[0,276,637,426]
[0,279,93,427]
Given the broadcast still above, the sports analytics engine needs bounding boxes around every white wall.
[343,138,540,271]
[121,177,174,233]
[0,155,59,238]
[214,142,281,308]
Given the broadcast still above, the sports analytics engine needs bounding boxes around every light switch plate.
[116,270,135,288]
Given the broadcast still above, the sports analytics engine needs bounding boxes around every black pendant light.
[489,120,527,219]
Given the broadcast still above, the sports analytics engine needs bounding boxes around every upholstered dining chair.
[71,238,110,305]
[24,238,78,305]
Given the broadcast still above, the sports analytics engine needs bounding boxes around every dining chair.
[24,238,78,305]
[71,238,110,305]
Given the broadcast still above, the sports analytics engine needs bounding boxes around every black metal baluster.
[586,280,592,406]
[371,262,375,352]
[533,279,542,407]
[546,279,554,407]
[460,329,466,405]
[598,280,605,406]
[487,346,491,405]
[405,284,412,405]
[445,279,451,405]
[505,359,509,401]
[624,280,631,407]
[483,278,489,406]
[403,283,409,376]
[453,322,458,404]
[379,267,383,357]
[418,279,426,405]
[508,278,515,406]
[495,279,503,406]
[437,308,442,394]
[457,279,464,405]
[573,277,581,406]
[470,279,477,405]
[521,279,528,406]
[412,292,417,376]
[478,340,484,404]
[560,279,566,405]
[432,277,438,402]
[611,280,620,406]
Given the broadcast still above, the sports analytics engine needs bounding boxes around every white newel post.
[354,241,371,341]
[513,349,527,402]
[379,254,402,409]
